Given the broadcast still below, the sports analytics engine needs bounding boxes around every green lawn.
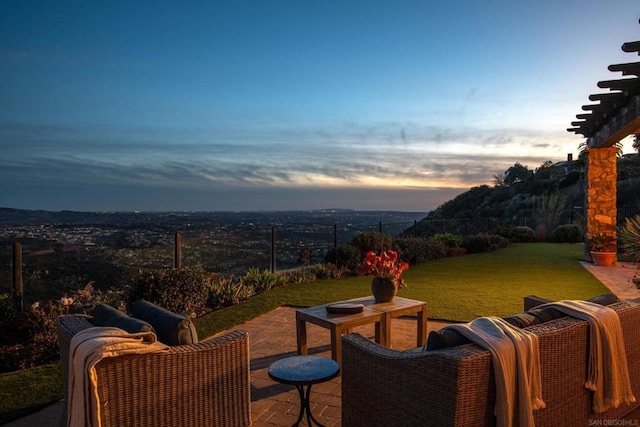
[0,242,610,424]
[196,243,608,337]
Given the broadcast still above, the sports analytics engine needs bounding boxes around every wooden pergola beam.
[588,92,628,103]
[597,78,640,94]
[622,41,640,54]
[586,94,640,148]
[608,62,640,76]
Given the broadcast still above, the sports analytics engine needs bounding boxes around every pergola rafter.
[567,18,640,262]
[568,20,640,146]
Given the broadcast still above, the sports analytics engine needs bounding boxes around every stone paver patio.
[224,305,452,426]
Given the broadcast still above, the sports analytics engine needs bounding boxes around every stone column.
[584,147,618,260]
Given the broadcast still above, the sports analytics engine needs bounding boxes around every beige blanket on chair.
[541,300,636,413]
[445,317,545,427]
[67,327,169,427]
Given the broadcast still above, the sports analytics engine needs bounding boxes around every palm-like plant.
[619,214,640,262]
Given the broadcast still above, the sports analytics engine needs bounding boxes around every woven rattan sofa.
[57,314,251,427]
[341,297,640,427]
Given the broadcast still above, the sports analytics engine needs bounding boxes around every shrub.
[349,232,394,255]
[393,237,431,264]
[125,267,212,314]
[312,263,351,280]
[324,245,361,270]
[464,235,491,253]
[0,284,121,374]
[0,283,120,373]
[495,226,535,243]
[549,224,583,243]
[282,268,317,284]
[0,294,19,345]
[208,274,254,309]
[393,237,450,264]
[447,246,467,257]
[18,299,67,369]
[463,234,509,254]
[425,237,449,260]
[243,268,286,294]
[431,232,464,248]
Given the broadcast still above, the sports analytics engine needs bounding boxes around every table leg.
[293,384,326,427]
[380,315,390,347]
[417,305,428,347]
[331,326,341,365]
[374,319,389,346]
[296,314,308,355]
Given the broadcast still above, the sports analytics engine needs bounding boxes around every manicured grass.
[0,364,62,424]
[0,242,610,423]
[401,243,608,321]
[197,242,609,337]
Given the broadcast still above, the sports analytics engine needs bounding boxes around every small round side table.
[268,355,340,427]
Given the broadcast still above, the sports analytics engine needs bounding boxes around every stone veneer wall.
[584,147,618,260]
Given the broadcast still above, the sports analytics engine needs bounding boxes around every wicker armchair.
[57,314,251,427]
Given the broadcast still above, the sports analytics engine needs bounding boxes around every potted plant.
[588,232,618,267]
[619,214,640,287]
[357,250,409,303]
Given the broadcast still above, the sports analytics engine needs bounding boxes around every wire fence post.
[270,227,276,273]
[174,232,181,269]
[13,242,23,312]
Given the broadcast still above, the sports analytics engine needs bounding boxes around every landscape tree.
[503,162,533,186]
[534,160,555,181]
[633,134,640,153]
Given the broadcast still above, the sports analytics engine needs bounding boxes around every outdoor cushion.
[425,328,472,350]
[584,293,618,306]
[424,293,619,351]
[502,312,538,328]
[92,303,155,334]
[526,306,565,324]
[131,299,198,346]
[529,293,618,308]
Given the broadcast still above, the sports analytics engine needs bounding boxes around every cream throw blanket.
[444,317,545,427]
[67,327,169,427]
[540,300,636,413]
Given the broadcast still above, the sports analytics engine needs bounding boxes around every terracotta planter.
[371,277,397,303]
[590,251,617,267]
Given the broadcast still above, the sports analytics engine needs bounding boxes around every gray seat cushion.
[131,299,198,346]
[92,303,155,334]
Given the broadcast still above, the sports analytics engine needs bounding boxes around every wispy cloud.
[0,119,577,197]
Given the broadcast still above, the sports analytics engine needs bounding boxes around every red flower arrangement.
[357,250,409,288]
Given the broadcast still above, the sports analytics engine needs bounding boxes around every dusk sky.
[1,1,639,212]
